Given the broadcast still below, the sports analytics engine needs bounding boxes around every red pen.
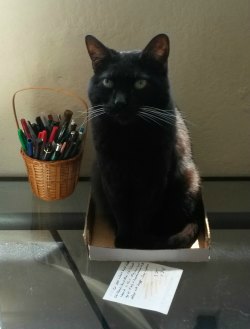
[21,119,32,139]
[38,130,47,143]
[48,126,59,143]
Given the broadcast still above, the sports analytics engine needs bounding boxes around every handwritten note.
[103,262,183,314]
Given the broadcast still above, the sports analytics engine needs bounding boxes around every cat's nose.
[114,92,127,108]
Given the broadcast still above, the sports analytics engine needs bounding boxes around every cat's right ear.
[142,34,170,66]
[85,35,111,72]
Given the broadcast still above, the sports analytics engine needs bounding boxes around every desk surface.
[0,180,250,329]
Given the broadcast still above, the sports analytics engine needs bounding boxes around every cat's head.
[85,34,170,125]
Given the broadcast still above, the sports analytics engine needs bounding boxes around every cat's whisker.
[85,111,104,121]
[139,109,176,126]
[141,105,176,113]
[141,106,195,126]
[142,109,176,123]
[84,107,105,118]
[74,110,88,119]
[89,104,105,110]
[137,113,154,125]
[140,106,176,118]
[138,112,164,127]
[142,105,172,113]
[140,107,193,129]
[84,109,105,124]
[75,105,104,118]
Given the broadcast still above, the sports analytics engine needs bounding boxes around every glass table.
[0,180,250,329]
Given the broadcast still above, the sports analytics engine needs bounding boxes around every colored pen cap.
[38,130,47,143]
[18,128,27,151]
[36,116,46,131]
[20,118,32,139]
[70,119,77,131]
[63,109,73,123]
[48,126,59,143]
[27,138,33,157]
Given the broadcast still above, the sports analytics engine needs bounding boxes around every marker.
[38,130,47,143]
[40,143,53,161]
[34,138,43,159]
[27,121,38,141]
[27,139,33,157]
[36,116,46,132]
[70,119,77,132]
[50,143,61,161]
[31,123,40,136]
[62,142,76,160]
[48,126,59,143]
[20,119,32,139]
[56,109,73,142]
[59,142,67,159]
[68,130,79,143]
[18,128,27,152]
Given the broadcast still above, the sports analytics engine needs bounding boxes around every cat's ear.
[85,35,113,71]
[142,34,170,65]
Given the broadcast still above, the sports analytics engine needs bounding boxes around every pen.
[27,121,38,141]
[40,142,53,161]
[47,114,53,127]
[68,130,79,143]
[56,109,73,142]
[27,139,33,157]
[21,119,32,139]
[68,142,79,158]
[31,123,40,136]
[50,143,61,161]
[70,119,77,132]
[59,141,67,159]
[73,125,85,155]
[48,126,59,143]
[78,124,85,136]
[34,138,43,159]
[62,142,76,160]
[36,116,46,132]
[52,114,60,125]
[18,128,27,152]
[38,130,47,143]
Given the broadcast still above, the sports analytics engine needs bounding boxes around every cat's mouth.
[106,107,138,125]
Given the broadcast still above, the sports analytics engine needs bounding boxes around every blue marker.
[27,139,33,157]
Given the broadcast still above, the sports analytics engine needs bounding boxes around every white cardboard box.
[83,197,211,262]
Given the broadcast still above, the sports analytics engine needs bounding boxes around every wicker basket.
[13,87,88,201]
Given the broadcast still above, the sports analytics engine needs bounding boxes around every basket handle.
[12,86,88,130]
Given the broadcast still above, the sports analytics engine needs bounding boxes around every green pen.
[50,143,61,161]
[18,128,27,152]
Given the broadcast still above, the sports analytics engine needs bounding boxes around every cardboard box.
[83,197,211,262]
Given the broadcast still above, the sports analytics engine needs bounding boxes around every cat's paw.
[167,234,193,249]
[167,223,199,249]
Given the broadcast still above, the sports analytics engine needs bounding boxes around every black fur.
[85,34,204,249]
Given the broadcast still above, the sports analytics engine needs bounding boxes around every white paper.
[103,261,183,314]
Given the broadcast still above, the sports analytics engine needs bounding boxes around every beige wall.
[0,0,249,177]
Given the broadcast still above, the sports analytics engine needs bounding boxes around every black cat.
[85,34,205,249]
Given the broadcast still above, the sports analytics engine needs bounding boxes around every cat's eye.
[102,78,114,88]
[134,79,147,90]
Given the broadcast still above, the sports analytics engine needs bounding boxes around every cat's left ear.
[85,35,113,71]
[142,34,170,65]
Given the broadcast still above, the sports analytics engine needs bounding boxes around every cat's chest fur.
[92,116,176,188]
